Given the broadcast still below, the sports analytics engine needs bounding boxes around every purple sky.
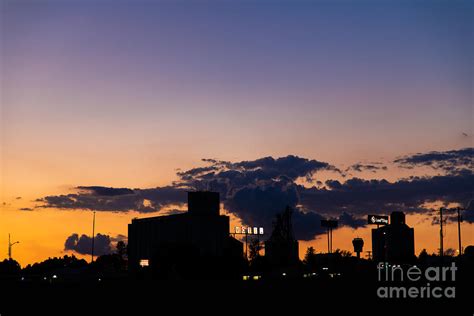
[2,1,472,171]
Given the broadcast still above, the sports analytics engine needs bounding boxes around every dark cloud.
[346,163,387,173]
[19,207,33,211]
[232,155,340,180]
[37,151,473,241]
[38,186,188,213]
[176,166,219,181]
[394,148,473,174]
[77,186,134,196]
[432,201,474,225]
[178,155,340,185]
[176,155,345,240]
[293,211,326,240]
[338,212,366,229]
[64,233,112,256]
[299,171,474,216]
[110,234,128,243]
[464,200,474,223]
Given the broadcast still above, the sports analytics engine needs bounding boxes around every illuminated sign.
[234,226,264,235]
[367,215,389,225]
[139,259,149,267]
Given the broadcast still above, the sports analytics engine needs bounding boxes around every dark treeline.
[1,243,473,283]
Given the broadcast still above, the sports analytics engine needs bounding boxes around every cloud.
[37,151,473,241]
[177,155,340,186]
[38,186,188,213]
[176,166,220,181]
[176,155,348,240]
[338,212,366,229]
[19,207,33,211]
[77,186,134,196]
[345,163,387,173]
[64,233,112,256]
[394,148,473,174]
[452,200,474,224]
[299,171,474,216]
[110,234,128,243]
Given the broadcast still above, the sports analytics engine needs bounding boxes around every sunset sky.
[1,0,472,266]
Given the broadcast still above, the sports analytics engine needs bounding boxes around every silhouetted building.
[372,211,415,263]
[128,192,243,278]
[265,206,299,268]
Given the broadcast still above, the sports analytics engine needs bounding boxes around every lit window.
[139,259,149,267]
[259,227,264,235]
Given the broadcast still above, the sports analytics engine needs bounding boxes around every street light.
[8,234,20,260]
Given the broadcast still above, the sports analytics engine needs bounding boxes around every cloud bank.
[64,233,127,256]
[37,149,473,240]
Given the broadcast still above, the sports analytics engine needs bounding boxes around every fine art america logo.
[377,262,457,299]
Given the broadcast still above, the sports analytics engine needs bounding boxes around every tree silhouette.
[303,247,317,270]
[0,259,21,277]
[418,248,428,260]
[248,238,262,263]
[444,248,456,257]
[116,241,127,259]
[334,249,352,258]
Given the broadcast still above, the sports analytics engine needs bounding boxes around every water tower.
[352,238,364,258]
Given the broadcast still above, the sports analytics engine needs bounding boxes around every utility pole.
[327,227,330,254]
[439,207,444,259]
[245,229,248,260]
[321,220,338,254]
[91,211,96,263]
[456,207,463,256]
[8,234,19,260]
[439,207,464,258]
[329,227,333,253]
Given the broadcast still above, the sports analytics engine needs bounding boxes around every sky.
[0,0,473,266]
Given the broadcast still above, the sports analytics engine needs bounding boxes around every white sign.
[234,226,264,235]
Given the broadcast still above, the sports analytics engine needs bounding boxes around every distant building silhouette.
[372,211,415,263]
[128,191,243,279]
[265,206,299,268]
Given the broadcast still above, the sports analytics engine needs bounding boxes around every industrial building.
[128,191,243,279]
[372,211,415,263]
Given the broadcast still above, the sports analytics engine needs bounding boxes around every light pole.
[439,207,444,259]
[439,207,464,257]
[91,211,96,263]
[8,234,20,260]
[456,207,463,256]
